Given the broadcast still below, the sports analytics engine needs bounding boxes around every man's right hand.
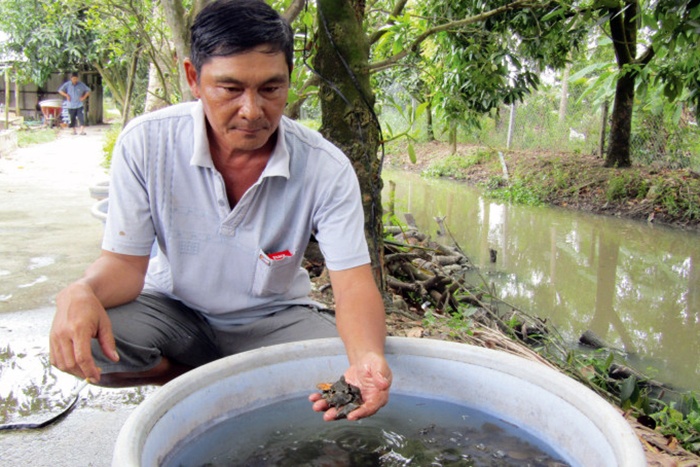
[50,282,120,383]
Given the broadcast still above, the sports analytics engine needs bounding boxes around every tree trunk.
[3,68,9,128]
[93,62,126,114]
[605,73,634,167]
[145,2,173,112]
[598,99,608,158]
[161,0,196,102]
[604,1,638,168]
[13,80,20,116]
[314,0,384,287]
[122,48,141,128]
[426,100,435,141]
[558,63,570,124]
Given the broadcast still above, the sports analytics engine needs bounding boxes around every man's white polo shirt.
[104,101,370,326]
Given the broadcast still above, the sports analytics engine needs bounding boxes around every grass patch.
[485,157,573,206]
[422,148,496,178]
[487,178,547,206]
[16,128,58,147]
[606,172,651,202]
[648,174,700,221]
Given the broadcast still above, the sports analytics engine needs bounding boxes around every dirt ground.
[384,140,700,232]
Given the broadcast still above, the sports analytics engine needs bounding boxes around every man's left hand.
[309,352,392,421]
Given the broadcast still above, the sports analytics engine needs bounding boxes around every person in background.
[57,72,90,135]
[49,0,391,421]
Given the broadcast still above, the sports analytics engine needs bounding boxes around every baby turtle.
[316,375,363,419]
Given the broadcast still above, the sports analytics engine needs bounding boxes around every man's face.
[185,47,290,155]
[70,76,79,85]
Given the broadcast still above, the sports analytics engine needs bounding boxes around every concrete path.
[0,127,157,466]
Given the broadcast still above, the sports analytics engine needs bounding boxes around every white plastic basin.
[89,180,110,200]
[113,337,645,466]
[90,198,108,224]
[39,99,63,109]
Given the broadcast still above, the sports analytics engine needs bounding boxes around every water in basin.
[164,393,568,466]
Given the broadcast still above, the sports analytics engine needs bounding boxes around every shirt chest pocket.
[251,249,299,297]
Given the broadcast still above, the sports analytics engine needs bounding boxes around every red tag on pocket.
[268,250,292,261]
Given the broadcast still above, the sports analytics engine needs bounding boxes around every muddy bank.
[384,141,700,231]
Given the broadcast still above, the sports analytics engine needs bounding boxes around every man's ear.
[183,59,200,99]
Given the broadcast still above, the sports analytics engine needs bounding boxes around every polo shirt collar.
[189,101,290,179]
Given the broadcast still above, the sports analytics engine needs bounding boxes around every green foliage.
[605,176,628,202]
[286,4,320,114]
[422,310,437,328]
[570,0,700,120]
[0,0,170,119]
[420,307,475,338]
[653,394,700,453]
[486,156,579,206]
[376,87,431,144]
[297,119,321,132]
[445,308,475,336]
[371,0,588,149]
[555,333,700,455]
[383,212,408,231]
[567,351,615,391]
[617,375,653,413]
[420,0,586,125]
[0,0,94,85]
[630,103,700,169]
[651,0,700,115]
[101,124,121,170]
[466,85,603,156]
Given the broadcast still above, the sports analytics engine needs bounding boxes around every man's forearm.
[336,296,386,365]
[78,251,149,308]
[329,265,387,365]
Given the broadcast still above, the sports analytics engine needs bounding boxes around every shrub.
[101,124,121,170]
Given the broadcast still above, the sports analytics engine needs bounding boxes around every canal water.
[383,169,700,393]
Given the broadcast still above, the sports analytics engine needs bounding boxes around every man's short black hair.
[189,0,294,74]
[71,72,79,78]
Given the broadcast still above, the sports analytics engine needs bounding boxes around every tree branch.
[369,0,542,72]
[636,45,655,67]
[285,73,320,119]
[282,0,306,23]
[368,0,409,45]
[608,5,633,66]
[161,0,193,101]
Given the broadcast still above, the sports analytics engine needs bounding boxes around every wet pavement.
[0,127,157,466]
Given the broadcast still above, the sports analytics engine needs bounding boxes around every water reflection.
[383,170,700,392]
[0,344,82,425]
[0,308,155,427]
